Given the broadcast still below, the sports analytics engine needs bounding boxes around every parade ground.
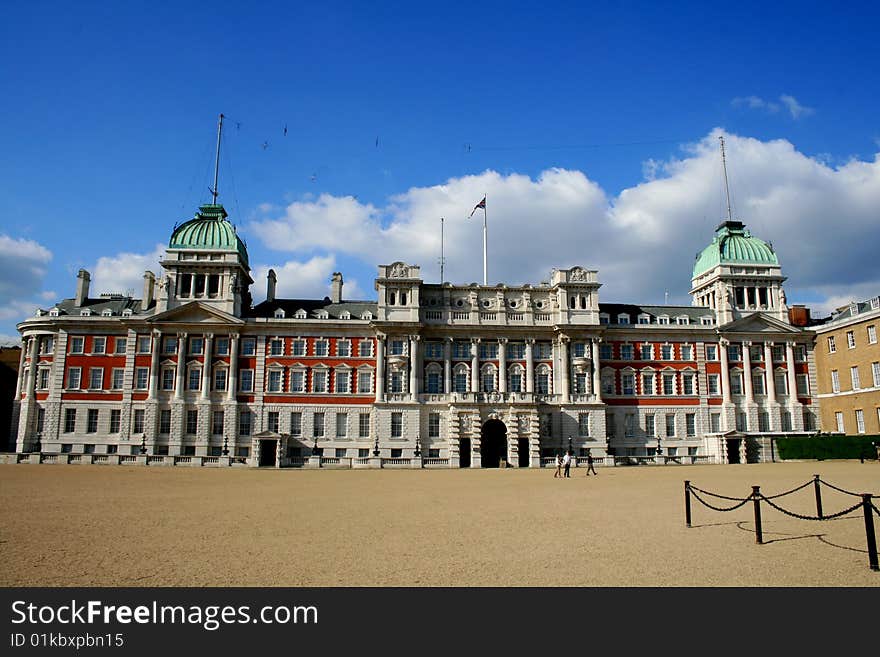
[1,460,877,587]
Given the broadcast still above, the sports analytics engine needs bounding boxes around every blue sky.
[2,1,879,343]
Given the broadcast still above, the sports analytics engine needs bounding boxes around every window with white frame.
[292,340,306,357]
[428,412,440,438]
[846,331,856,349]
[213,368,227,391]
[680,345,693,361]
[620,344,633,360]
[359,413,370,438]
[336,413,348,437]
[269,338,284,356]
[601,371,615,395]
[578,413,590,436]
[135,367,148,390]
[661,345,673,360]
[358,340,373,357]
[645,414,655,437]
[313,412,325,437]
[161,367,175,390]
[312,370,328,393]
[872,362,880,387]
[425,367,442,393]
[111,368,124,390]
[86,409,99,433]
[572,372,586,394]
[453,366,468,393]
[36,368,49,390]
[827,336,836,353]
[92,337,106,354]
[238,411,252,436]
[676,316,689,325]
[536,368,551,394]
[705,344,717,361]
[781,411,792,432]
[163,336,177,354]
[479,343,499,360]
[239,369,254,392]
[752,371,765,395]
[736,412,747,432]
[390,412,402,438]
[772,345,784,362]
[291,370,306,393]
[425,342,443,359]
[70,337,84,354]
[662,373,675,395]
[336,340,350,357]
[708,373,720,396]
[682,372,696,395]
[137,336,151,353]
[710,413,721,433]
[335,370,350,393]
[481,366,497,392]
[188,367,201,391]
[390,371,404,393]
[868,325,877,344]
[510,366,524,393]
[686,413,696,437]
[640,344,653,360]
[132,409,145,434]
[159,409,172,434]
[357,370,372,394]
[727,345,741,361]
[290,412,302,436]
[389,340,406,356]
[622,373,635,395]
[267,369,283,392]
[642,372,654,395]
[638,314,651,324]
[89,368,104,390]
[796,374,809,396]
[851,366,860,390]
[665,414,676,437]
[241,338,256,356]
[189,337,204,355]
[775,371,788,395]
[212,411,224,435]
[215,337,229,355]
[114,337,127,354]
[795,345,806,362]
[730,372,743,395]
[835,411,844,433]
[572,342,586,358]
[758,411,770,432]
[40,336,54,354]
[658,316,670,325]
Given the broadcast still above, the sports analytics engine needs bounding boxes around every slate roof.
[249,298,378,320]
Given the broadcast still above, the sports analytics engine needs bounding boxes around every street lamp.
[372,435,380,457]
[139,435,147,455]
[222,434,229,456]
[656,437,663,458]
[33,432,42,454]
[414,434,421,457]
[568,435,573,455]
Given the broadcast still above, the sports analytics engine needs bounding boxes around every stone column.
[591,338,602,401]
[719,339,731,404]
[409,335,419,401]
[175,332,187,399]
[559,336,570,403]
[201,333,213,399]
[498,338,507,393]
[227,334,239,401]
[375,335,385,402]
[764,341,776,403]
[525,339,535,394]
[742,341,754,405]
[470,339,480,393]
[15,339,27,398]
[148,330,161,399]
[443,337,452,394]
[25,336,38,399]
[786,341,798,400]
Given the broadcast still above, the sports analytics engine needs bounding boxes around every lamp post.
[33,431,42,454]
[568,435,573,455]
[657,437,663,460]
[222,434,229,456]
[414,434,421,457]
[139,434,147,455]
[372,435,380,457]
[313,437,319,457]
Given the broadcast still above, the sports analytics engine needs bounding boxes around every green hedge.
[776,435,880,461]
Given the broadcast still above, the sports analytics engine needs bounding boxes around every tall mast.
[439,217,445,284]
[719,135,733,223]
[482,193,488,286]
[212,113,225,204]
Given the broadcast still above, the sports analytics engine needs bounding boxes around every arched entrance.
[481,419,508,468]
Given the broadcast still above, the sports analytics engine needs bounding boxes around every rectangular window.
[428,412,440,438]
[661,344,673,360]
[600,344,613,360]
[868,325,877,344]
[109,409,121,433]
[803,411,815,432]
[241,338,256,356]
[391,412,403,438]
[269,338,284,356]
[390,371,403,394]
[645,414,655,437]
[337,340,351,357]
[686,413,696,437]
[314,340,328,357]
[571,372,584,394]
[335,371,350,393]
[781,411,792,432]
[189,337,204,355]
[359,413,370,438]
[708,374,719,396]
[624,414,634,438]
[290,412,302,436]
[536,373,550,395]
[291,340,306,357]
[239,411,252,436]
[705,344,717,361]
[827,336,836,353]
[335,448,347,458]
[620,344,633,360]
[752,372,764,395]
[159,409,171,434]
[847,331,856,349]
[872,362,880,388]
[267,370,283,392]
[534,342,552,360]
[642,373,654,395]
[239,370,254,392]
[454,371,468,393]
[680,345,693,361]
[479,343,498,359]
[70,337,84,354]
[730,373,743,395]
[727,345,741,361]
[775,372,788,395]
[336,413,347,437]
[796,374,809,396]
[312,370,327,393]
[267,411,280,433]
[87,409,99,433]
[759,411,770,432]
[111,368,124,390]
[64,408,76,433]
[132,409,145,434]
[507,343,525,360]
[640,344,652,360]
[186,410,198,434]
[358,340,373,357]
[606,413,616,438]
[313,412,325,437]
[135,367,149,390]
[482,371,496,392]
[683,373,695,395]
[665,414,676,437]
[749,345,762,362]
[188,368,201,391]
[710,413,721,433]
[736,412,747,432]
[851,366,861,390]
[772,345,784,362]
[835,411,844,433]
[214,368,227,391]
[622,373,635,395]
[212,411,224,436]
[163,336,177,354]
[38,369,49,389]
[291,370,305,393]
[426,371,442,393]
[162,368,175,390]
[114,337,127,354]
[662,373,675,395]
[215,337,229,355]
[93,337,106,354]
[578,413,590,436]
[89,368,104,390]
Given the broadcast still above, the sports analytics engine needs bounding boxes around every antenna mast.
[719,135,733,223]
[439,217,446,284]
[212,113,225,204]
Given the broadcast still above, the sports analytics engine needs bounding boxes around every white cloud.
[252,255,365,303]
[779,94,815,119]
[91,244,165,297]
[248,129,880,314]
[0,235,53,334]
[732,96,780,113]
[732,94,814,119]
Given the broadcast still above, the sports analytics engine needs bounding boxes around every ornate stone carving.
[389,262,409,278]
[570,267,587,281]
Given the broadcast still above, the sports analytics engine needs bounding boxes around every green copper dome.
[169,204,249,265]
[693,221,777,278]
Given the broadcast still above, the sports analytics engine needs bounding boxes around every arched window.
[480,364,497,392]
[569,296,576,309]
[400,292,407,305]
[508,364,524,392]
[388,291,396,305]
[535,364,552,394]
[424,363,443,393]
[580,296,587,309]
[453,364,470,393]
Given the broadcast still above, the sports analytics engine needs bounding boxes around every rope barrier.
[758,495,863,522]
[688,487,752,512]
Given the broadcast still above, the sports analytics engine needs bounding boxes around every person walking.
[554,452,562,478]
[585,449,598,476]
[563,451,571,478]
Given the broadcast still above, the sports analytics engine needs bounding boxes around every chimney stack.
[788,305,811,327]
[75,269,91,307]
[331,272,343,304]
[267,269,277,302]
[142,271,156,311]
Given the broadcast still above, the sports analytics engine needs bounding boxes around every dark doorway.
[460,437,471,468]
[259,439,277,467]
[726,438,741,464]
[517,437,530,468]
[481,419,508,468]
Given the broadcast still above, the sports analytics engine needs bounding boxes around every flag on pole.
[469,196,486,218]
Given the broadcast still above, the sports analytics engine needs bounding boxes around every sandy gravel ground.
[1,461,878,587]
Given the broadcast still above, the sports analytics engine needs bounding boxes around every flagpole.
[482,193,488,285]
[440,217,445,284]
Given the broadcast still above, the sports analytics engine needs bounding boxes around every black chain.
[761,479,815,500]
[873,501,880,518]
[817,478,864,498]
[758,494,863,521]
[689,487,752,512]
[688,484,749,502]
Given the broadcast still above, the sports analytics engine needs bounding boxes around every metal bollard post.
[752,486,763,544]
[862,494,878,571]
[814,474,823,519]
[685,481,692,527]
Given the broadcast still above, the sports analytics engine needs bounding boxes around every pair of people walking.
[554,451,572,478]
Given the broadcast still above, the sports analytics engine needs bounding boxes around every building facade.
[812,297,880,435]
[11,207,819,467]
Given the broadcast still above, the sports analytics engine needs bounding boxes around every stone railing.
[423,458,449,467]
[382,457,411,467]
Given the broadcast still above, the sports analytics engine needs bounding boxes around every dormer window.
[361,311,373,320]
[121,309,132,317]
[637,314,650,324]
[274,309,285,319]
[80,309,92,317]
[315,310,329,319]
[700,316,714,326]
[616,313,630,324]
[49,308,60,317]
[657,315,670,325]
[101,309,113,317]
[339,311,351,320]
[676,316,689,325]
[599,313,610,325]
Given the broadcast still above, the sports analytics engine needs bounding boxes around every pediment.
[147,301,244,325]
[719,312,802,335]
